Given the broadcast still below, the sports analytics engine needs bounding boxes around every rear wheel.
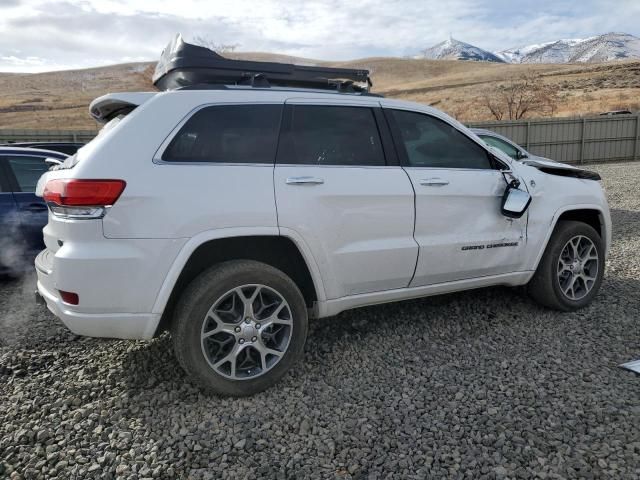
[528,220,604,311]
[172,260,308,396]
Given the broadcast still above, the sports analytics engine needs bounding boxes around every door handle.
[286,176,324,185]
[420,178,449,186]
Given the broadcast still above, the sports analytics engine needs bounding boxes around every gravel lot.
[1,161,640,480]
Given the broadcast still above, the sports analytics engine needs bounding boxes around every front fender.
[530,203,611,272]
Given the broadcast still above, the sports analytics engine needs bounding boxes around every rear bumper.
[36,277,160,339]
[35,247,167,340]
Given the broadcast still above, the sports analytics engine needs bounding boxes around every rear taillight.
[43,179,126,219]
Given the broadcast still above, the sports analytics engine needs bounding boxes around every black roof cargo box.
[153,34,372,93]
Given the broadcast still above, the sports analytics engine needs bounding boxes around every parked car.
[0,147,67,274]
[470,128,558,163]
[35,36,611,396]
[1,142,85,156]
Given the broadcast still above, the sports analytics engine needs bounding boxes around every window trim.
[3,154,50,193]
[384,108,509,171]
[275,103,392,168]
[153,101,285,166]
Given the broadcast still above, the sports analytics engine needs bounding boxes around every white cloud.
[0,0,638,72]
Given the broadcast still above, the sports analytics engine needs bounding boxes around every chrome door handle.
[286,176,324,185]
[420,178,449,186]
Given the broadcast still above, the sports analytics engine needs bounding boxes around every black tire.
[527,220,604,311]
[171,260,308,396]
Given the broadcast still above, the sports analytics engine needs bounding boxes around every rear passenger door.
[274,101,418,299]
[3,155,50,255]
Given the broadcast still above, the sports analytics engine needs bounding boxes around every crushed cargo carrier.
[153,34,373,94]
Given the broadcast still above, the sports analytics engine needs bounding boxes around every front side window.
[162,104,282,163]
[390,110,493,169]
[7,156,50,192]
[277,105,385,166]
[480,135,520,160]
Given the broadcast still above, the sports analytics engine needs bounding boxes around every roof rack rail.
[153,34,373,94]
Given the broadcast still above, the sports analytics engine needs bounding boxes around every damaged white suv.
[35,36,611,396]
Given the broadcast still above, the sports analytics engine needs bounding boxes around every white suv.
[34,37,611,396]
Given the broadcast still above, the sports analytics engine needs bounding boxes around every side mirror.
[516,150,528,160]
[501,182,531,218]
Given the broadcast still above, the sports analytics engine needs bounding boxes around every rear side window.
[162,104,282,163]
[7,156,50,192]
[390,110,492,169]
[277,105,385,166]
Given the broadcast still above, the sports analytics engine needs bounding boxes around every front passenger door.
[386,109,527,287]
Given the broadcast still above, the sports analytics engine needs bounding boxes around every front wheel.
[528,220,604,311]
[172,260,308,396]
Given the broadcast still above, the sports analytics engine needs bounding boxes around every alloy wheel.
[200,284,293,380]
[557,235,599,301]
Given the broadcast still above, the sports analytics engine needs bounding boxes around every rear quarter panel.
[79,91,283,239]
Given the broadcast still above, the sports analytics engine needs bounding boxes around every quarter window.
[390,110,492,169]
[277,105,385,166]
[7,156,50,192]
[162,104,283,163]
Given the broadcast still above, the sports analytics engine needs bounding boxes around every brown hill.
[1,54,638,129]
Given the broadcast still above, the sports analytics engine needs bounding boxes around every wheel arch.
[555,208,604,239]
[531,204,609,272]
[151,228,325,337]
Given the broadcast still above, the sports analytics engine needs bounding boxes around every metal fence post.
[526,121,530,150]
[579,118,587,164]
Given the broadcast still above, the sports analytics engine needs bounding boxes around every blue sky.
[0,0,638,72]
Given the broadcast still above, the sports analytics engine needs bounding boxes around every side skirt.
[316,271,533,318]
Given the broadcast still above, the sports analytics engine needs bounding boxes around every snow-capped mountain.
[418,37,505,63]
[496,38,584,63]
[496,33,640,64]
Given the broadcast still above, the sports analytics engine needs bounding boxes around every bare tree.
[537,82,560,117]
[483,95,505,120]
[192,35,240,53]
[447,103,468,121]
[483,72,559,120]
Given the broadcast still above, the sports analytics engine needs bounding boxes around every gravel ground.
[1,161,640,480]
